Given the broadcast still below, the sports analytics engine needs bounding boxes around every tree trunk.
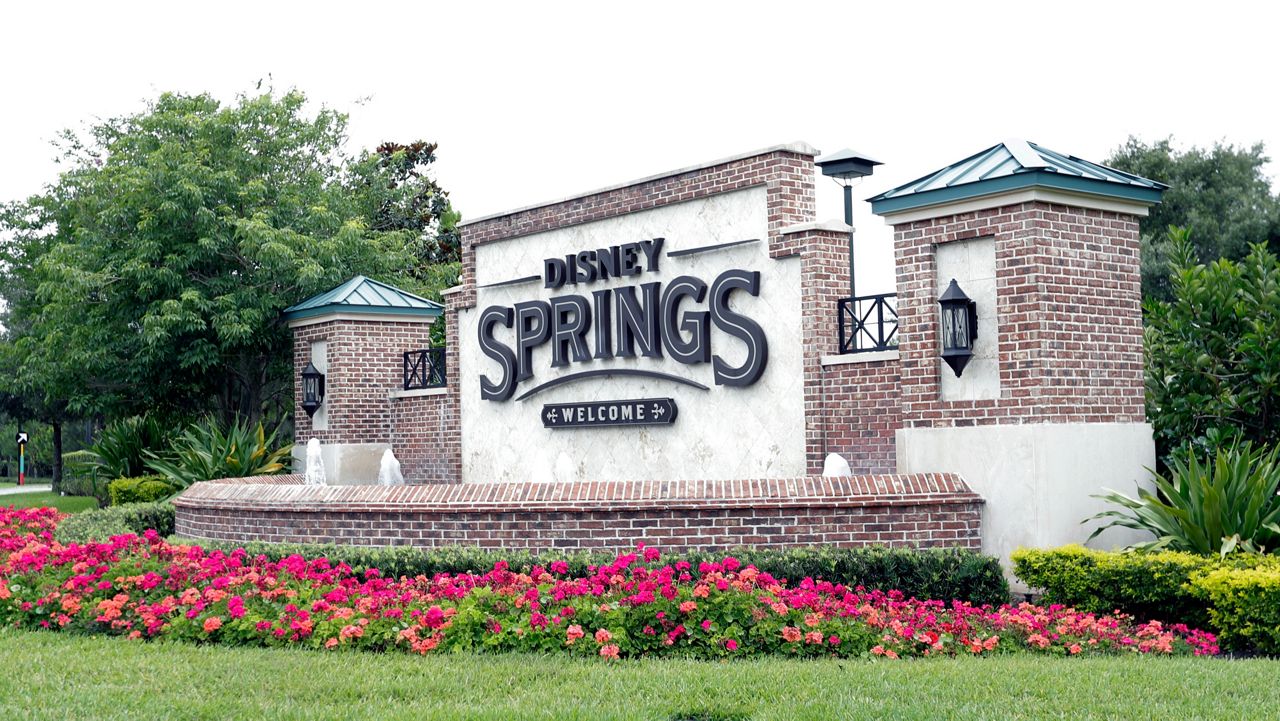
[52,421,63,493]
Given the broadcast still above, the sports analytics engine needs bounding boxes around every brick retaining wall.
[173,474,982,553]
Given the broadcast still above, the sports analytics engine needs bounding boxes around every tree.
[349,140,462,267]
[0,89,423,427]
[1106,137,1280,300]
[1144,227,1280,463]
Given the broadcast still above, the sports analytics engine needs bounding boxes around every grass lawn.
[0,476,53,488]
[0,630,1276,720]
[1,491,98,513]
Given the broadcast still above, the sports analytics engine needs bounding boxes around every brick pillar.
[773,221,851,474]
[289,316,435,483]
[886,197,1155,563]
[892,202,1145,426]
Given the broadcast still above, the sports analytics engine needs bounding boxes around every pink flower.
[679,601,698,613]
[725,639,739,652]
[600,644,620,659]
[700,619,712,632]
[202,616,222,634]
[782,626,802,643]
[566,624,584,645]
[594,628,612,644]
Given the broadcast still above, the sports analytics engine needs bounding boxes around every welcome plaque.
[542,397,677,429]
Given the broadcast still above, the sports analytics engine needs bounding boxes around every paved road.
[0,484,53,496]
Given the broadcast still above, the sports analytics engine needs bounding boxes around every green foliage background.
[0,88,458,434]
[1144,229,1280,460]
[1106,137,1280,300]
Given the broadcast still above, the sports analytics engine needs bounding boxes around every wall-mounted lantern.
[938,279,978,377]
[301,362,326,417]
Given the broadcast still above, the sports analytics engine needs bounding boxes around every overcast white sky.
[2,0,1275,294]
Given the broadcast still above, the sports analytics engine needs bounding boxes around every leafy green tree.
[1144,228,1280,462]
[1106,137,1280,299]
[0,89,424,426]
[349,140,461,266]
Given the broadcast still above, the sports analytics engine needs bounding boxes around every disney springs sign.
[475,237,769,421]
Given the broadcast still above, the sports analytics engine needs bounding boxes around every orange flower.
[594,628,613,644]
[203,616,223,634]
[600,644,620,659]
[781,626,802,643]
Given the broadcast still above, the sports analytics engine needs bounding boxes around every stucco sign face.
[476,237,769,403]
[460,185,805,483]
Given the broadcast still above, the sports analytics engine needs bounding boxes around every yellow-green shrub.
[1012,546,1266,627]
[107,475,177,506]
[1190,566,1280,654]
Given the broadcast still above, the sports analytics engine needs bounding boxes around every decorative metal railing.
[837,293,899,354]
[403,347,447,390]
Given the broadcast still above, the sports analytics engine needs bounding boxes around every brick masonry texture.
[292,319,460,483]
[174,474,983,552]
[893,202,1146,427]
[821,358,902,474]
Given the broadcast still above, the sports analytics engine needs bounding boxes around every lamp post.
[816,149,882,299]
[301,362,326,418]
[15,430,28,487]
[938,279,978,377]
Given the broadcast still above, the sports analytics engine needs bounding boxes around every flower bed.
[0,507,1218,659]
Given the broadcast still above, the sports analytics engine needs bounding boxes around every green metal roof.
[282,276,443,322]
[868,140,1167,216]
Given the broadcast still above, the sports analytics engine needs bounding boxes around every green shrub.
[1189,565,1280,654]
[87,415,171,480]
[1012,545,1222,627]
[145,417,292,489]
[1145,232,1280,462]
[107,475,178,506]
[173,541,1010,606]
[54,503,175,543]
[1089,442,1280,555]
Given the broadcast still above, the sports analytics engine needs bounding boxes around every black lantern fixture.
[938,279,978,377]
[301,362,326,417]
[815,148,882,298]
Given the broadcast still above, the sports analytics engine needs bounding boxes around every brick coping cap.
[175,473,981,514]
[460,141,820,227]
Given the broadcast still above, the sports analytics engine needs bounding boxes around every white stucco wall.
[897,422,1156,568]
[459,186,807,483]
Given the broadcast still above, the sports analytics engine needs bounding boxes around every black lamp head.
[938,279,979,377]
[816,148,883,183]
[301,361,326,418]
